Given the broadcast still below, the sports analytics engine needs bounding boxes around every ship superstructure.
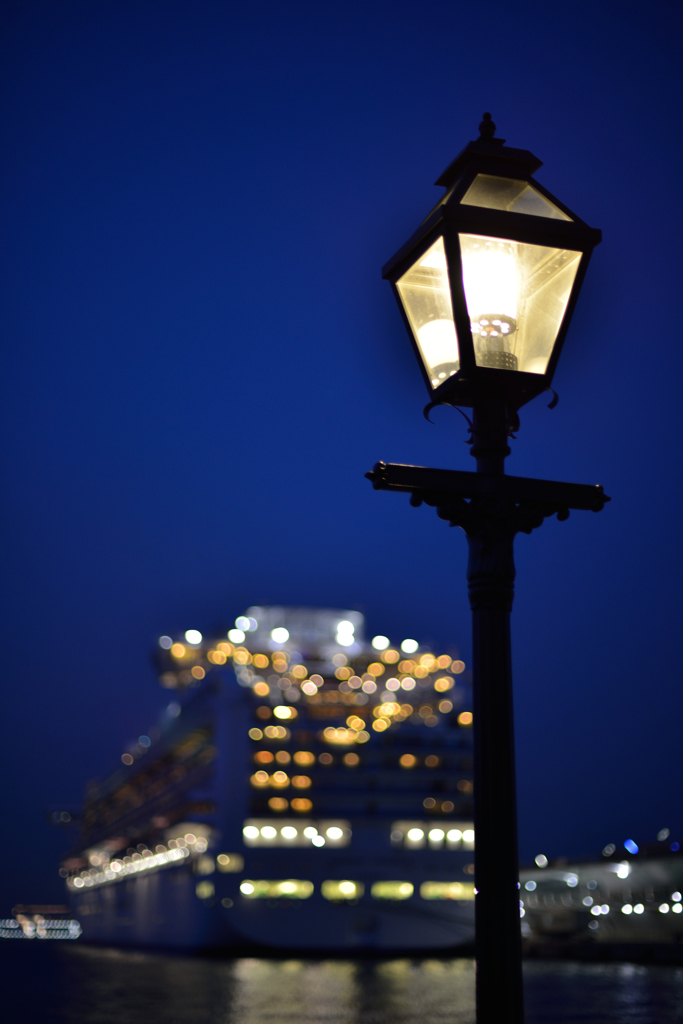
[62,607,478,950]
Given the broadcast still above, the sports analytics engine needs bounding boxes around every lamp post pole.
[467,396,523,1023]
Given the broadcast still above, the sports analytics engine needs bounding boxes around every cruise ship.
[61,607,478,951]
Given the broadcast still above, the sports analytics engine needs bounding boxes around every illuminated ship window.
[371,881,414,901]
[420,881,475,901]
[216,854,244,873]
[239,879,313,899]
[242,819,351,847]
[321,880,363,901]
[390,822,474,849]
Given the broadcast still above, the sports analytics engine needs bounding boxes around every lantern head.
[383,114,602,410]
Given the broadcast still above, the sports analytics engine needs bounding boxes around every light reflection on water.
[4,946,683,1023]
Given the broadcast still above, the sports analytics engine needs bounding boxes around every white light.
[583,897,593,906]
[401,639,419,654]
[303,827,318,838]
[621,904,633,915]
[336,633,354,647]
[372,636,390,650]
[185,630,202,645]
[615,862,630,879]
[302,682,317,695]
[462,244,519,321]
[260,826,277,839]
[271,627,289,643]
[520,907,525,918]
[590,906,601,916]
[600,904,609,914]
[326,827,343,840]
[659,903,670,914]
[235,616,251,630]
[159,636,173,649]
[240,882,254,895]
[417,319,458,375]
[337,620,355,635]
[407,829,424,842]
[281,827,297,840]
[634,904,644,914]
[339,881,356,896]
[672,892,682,902]
[673,904,682,914]
[167,702,181,717]
[525,881,536,891]
[228,629,245,643]
[534,854,548,868]
[447,829,462,842]
[312,835,325,847]
[429,829,445,842]
[566,874,578,887]
[463,829,475,843]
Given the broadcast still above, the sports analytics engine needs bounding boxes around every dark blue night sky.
[1,0,682,909]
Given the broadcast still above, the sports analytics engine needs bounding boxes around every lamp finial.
[479,112,496,139]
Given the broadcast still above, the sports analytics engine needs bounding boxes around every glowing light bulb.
[462,241,519,370]
[417,320,459,385]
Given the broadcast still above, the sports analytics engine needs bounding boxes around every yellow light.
[371,881,414,901]
[452,660,466,674]
[273,705,297,720]
[271,771,289,788]
[253,682,270,696]
[437,655,452,668]
[321,880,363,901]
[372,718,390,732]
[399,754,417,768]
[458,712,473,726]
[293,751,315,766]
[207,649,226,665]
[233,648,252,665]
[346,715,365,731]
[368,662,385,677]
[335,666,351,680]
[344,752,359,766]
[439,700,453,713]
[121,753,134,765]
[434,676,454,692]
[355,731,370,744]
[217,642,233,655]
[291,798,312,812]
[251,771,269,788]
[195,881,214,899]
[170,643,186,659]
[253,654,269,669]
[425,755,439,768]
[248,728,263,741]
[420,881,474,901]
[256,706,271,720]
[275,750,290,764]
[268,797,289,811]
[255,750,274,764]
[381,650,399,664]
[191,665,205,680]
[399,660,415,674]
[292,775,311,789]
[291,664,307,678]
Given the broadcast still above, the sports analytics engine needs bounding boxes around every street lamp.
[367,116,609,1024]
[383,112,601,415]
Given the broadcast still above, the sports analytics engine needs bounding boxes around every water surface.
[3,945,683,1023]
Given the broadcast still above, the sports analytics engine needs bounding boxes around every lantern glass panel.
[396,237,460,389]
[461,174,571,221]
[459,233,581,375]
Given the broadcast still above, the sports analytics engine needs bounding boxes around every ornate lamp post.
[367,115,609,1023]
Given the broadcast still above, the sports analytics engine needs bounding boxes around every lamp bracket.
[366,461,609,535]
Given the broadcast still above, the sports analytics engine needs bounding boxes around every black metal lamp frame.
[368,116,609,1024]
[382,114,602,414]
